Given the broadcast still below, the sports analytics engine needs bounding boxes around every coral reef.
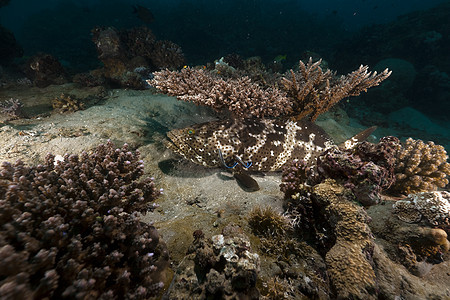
[368,201,450,276]
[150,57,390,120]
[24,53,67,88]
[312,181,377,299]
[0,98,25,121]
[389,137,450,195]
[281,136,399,206]
[393,191,450,227]
[165,224,260,299]
[151,66,291,118]
[52,93,85,113]
[89,26,185,89]
[0,141,168,299]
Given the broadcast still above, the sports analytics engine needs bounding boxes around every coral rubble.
[165,225,260,299]
[0,141,168,299]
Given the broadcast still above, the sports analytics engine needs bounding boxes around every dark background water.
[1,0,449,124]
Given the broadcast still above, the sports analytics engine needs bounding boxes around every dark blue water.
[1,0,449,130]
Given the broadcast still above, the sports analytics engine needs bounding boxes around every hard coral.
[0,141,168,299]
[311,180,377,299]
[166,224,260,299]
[151,57,390,121]
[0,98,25,120]
[89,26,185,89]
[393,191,450,227]
[389,137,450,195]
[52,93,85,113]
[281,137,399,206]
[25,53,67,88]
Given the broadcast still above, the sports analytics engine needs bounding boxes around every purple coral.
[0,98,25,120]
[0,141,168,299]
[281,137,399,206]
[315,137,399,206]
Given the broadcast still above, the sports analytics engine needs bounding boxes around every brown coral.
[281,58,392,121]
[150,67,292,118]
[150,57,390,121]
[389,138,450,195]
[312,180,377,299]
[52,93,85,113]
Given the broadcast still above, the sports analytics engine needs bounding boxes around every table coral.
[390,137,450,195]
[0,141,168,299]
[150,57,390,120]
[393,191,450,227]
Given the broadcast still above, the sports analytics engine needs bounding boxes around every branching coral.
[281,58,392,121]
[389,137,450,195]
[0,141,168,299]
[150,58,390,120]
[151,67,292,118]
[52,93,85,113]
[0,98,25,120]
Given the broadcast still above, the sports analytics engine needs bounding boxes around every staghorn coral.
[0,141,168,299]
[281,58,391,121]
[392,191,450,227]
[150,67,292,118]
[0,98,25,120]
[389,137,450,195]
[150,57,390,120]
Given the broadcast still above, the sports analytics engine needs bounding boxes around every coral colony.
[0,141,168,299]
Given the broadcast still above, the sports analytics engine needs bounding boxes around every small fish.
[165,118,375,189]
[132,5,155,24]
[273,54,287,63]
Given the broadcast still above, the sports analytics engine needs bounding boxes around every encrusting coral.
[392,191,450,227]
[150,57,391,120]
[0,141,168,299]
[389,137,450,195]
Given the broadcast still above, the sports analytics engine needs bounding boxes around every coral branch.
[281,58,392,121]
[150,57,391,121]
[151,67,293,118]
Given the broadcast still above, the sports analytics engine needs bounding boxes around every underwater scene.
[1,0,450,299]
